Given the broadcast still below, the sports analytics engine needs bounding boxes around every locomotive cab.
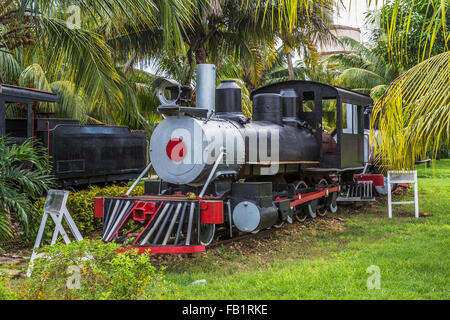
[250,81,373,171]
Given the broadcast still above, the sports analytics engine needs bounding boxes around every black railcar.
[0,84,147,186]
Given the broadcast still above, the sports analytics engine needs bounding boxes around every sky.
[335,0,383,41]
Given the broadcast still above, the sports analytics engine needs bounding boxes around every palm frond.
[33,16,124,121]
[370,51,450,170]
[0,138,53,241]
[337,67,387,92]
[0,49,22,83]
[50,80,89,122]
[19,63,51,91]
[255,0,338,32]
[25,0,158,31]
[370,84,389,100]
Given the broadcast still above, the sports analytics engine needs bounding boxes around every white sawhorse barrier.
[387,171,419,219]
[27,190,83,277]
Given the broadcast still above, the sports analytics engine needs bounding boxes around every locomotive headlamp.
[153,77,182,106]
[153,77,192,106]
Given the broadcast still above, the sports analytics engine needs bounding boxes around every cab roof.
[250,80,373,106]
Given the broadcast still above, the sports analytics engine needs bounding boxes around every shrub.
[34,185,145,236]
[16,239,178,300]
[0,277,15,300]
[0,138,54,241]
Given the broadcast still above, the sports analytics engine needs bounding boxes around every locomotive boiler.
[95,64,384,253]
[150,83,322,187]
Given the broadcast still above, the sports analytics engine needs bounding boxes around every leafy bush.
[0,138,54,241]
[15,240,178,300]
[0,277,15,300]
[34,185,144,237]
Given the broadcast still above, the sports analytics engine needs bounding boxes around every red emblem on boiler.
[166,138,186,162]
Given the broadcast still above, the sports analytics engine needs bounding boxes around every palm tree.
[370,0,449,68]
[255,0,338,31]
[111,0,278,87]
[367,0,449,170]
[326,37,399,99]
[0,47,106,122]
[259,1,449,169]
[202,0,336,88]
[277,0,337,80]
[264,0,447,59]
[0,47,162,136]
[1,1,190,126]
[370,51,450,170]
[263,51,307,85]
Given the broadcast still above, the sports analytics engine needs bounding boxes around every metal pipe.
[196,64,216,116]
[174,202,188,245]
[102,199,113,235]
[227,201,233,238]
[196,204,201,244]
[153,205,173,245]
[126,162,152,196]
[162,202,182,245]
[185,203,195,245]
[199,149,225,198]
[103,199,121,239]
[105,200,132,242]
[140,203,171,245]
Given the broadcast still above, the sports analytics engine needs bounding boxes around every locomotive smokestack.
[196,64,216,115]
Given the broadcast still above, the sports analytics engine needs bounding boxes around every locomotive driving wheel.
[307,200,318,218]
[273,221,284,228]
[294,180,309,222]
[199,224,215,246]
[316,179,329,217]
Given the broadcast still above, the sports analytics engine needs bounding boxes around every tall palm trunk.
[122,53,137,74]
[286,50,295,80]
[195,46,208,64]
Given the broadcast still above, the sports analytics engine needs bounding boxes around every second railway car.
[0,84,147,186]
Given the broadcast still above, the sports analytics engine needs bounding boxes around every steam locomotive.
[95,64,385,254]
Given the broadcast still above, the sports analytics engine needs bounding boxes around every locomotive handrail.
[199,149,225,198]
[126,162,152,196]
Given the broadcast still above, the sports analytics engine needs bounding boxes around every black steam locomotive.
[95,64,385,254]
[0,84,147,186]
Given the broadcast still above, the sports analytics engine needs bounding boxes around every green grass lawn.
[164,160,450,299]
